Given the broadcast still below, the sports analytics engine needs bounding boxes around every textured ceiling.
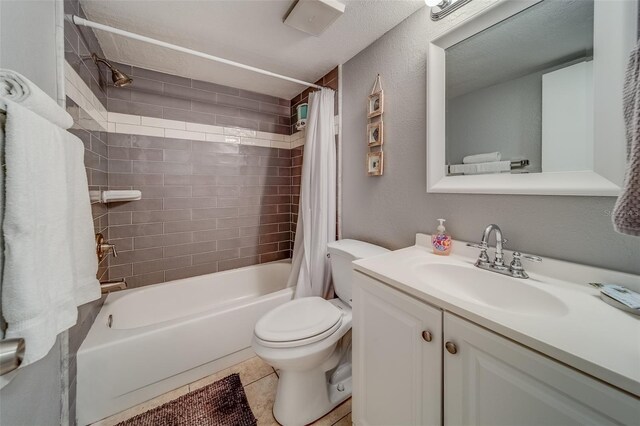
[446,0,594,98]
[79,0,425,99]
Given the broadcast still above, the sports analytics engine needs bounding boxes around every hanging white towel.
[288,89,337,299]
[449,160,511,175]
[1,99,100,368]
[463,152,502,164]
[0,69,73,129]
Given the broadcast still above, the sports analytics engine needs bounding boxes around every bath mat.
[116,373,257,426]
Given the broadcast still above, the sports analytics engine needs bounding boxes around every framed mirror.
[426,0,638,196]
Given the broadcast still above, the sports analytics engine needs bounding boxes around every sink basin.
[414,263,569,317]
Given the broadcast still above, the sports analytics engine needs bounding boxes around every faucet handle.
[467,242,490,265]
[466,242,488,250]
[514,252,542,262]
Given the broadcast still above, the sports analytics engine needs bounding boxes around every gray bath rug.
[116,373,257,426]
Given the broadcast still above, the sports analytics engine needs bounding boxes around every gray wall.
[0,1,63,425]
[446,71,542,172]
[341,6,640,275]
[0,0,59,100]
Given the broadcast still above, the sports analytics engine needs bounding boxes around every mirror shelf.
[426,0,637,197]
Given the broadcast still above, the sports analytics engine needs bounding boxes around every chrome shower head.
[91,53,133,87]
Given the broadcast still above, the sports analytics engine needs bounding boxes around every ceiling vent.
[284,0,346,36]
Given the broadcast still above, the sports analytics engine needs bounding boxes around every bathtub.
[76,260,292,425]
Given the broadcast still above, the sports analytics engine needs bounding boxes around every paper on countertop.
[600,284,640,310]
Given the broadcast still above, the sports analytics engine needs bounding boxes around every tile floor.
[92,356,352,426]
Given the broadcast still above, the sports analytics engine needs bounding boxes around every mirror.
[427,0,638,195]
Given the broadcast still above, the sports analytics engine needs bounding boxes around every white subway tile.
[165,128,206,141]
[291,138,305,148]
[109,112,141,125]
[271,140,291,150]
[186,122,223,134]
[141,116,186,130]
[108,122,116,133]
[115,123,164,137]
[241,137,271,148]
[224,127,257,138]
[206,133,240,144]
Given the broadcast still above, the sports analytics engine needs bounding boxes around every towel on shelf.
[0,69,73,129]
[449,160,511,175]
[612,41,640,236]
[1,99,100,368]
[463,151,502,164]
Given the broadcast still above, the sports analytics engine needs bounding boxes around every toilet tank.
[327,239,389,306]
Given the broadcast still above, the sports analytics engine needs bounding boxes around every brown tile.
[134,232,192,249]
[132,209,191,224]
[163,241,217,257]
[110,247,164,265]
[126,271,166,288]
[164,218,218,234]
[191,248,240,265]
[109,223,163,238]
[218,256,259,271]
[217,236,259,250]
[133,255,192,275]
[260,251,289,263]
[192,228,240,243]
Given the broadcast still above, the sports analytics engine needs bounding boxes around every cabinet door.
[353,272,442,426]
[444,313,639,426]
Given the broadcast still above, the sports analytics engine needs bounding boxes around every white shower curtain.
[287,88,337,299]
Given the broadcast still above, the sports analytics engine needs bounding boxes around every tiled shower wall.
[105,65,293,287]
[106,64,291,135]
[63,0,109,423]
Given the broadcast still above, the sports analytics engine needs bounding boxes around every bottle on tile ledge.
[432,218,452,256]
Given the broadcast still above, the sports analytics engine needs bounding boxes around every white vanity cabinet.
[443,313,638,426]
[352,271,639,426]
[352,271,443,426]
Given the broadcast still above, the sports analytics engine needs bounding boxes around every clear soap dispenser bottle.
[432,218,452,256]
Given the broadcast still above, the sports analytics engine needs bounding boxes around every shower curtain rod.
[69,15,324,90]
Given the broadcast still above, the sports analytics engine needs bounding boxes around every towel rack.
[0,338,25,376]
[447,159,530,175]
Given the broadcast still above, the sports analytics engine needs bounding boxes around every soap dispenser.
[432,219,452,256]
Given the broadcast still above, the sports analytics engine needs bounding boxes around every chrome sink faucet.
[467,224,542,279]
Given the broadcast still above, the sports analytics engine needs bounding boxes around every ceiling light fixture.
[284,0,346,36]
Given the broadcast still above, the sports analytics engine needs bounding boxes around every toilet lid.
[255,297,343,343]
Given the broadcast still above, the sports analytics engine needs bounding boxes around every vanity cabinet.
[443,313,638,426]
[352,271,639,426]
[352,271,443,426]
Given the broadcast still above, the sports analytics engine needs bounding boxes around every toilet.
[252,239,389,425]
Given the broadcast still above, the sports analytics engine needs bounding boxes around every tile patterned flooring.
[92,356,352,426]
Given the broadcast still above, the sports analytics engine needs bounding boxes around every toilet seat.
[254,297,343,348]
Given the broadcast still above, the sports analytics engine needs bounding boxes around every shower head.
[91,53,133,87]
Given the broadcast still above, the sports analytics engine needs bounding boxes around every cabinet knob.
[421,330,433,342]
[445,341,458,354]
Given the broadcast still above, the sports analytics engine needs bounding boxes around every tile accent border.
[66,59,338,150]
[108,111,310,150]
[64,61,108,130]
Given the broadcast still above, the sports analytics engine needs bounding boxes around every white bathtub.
[77,261,292,425]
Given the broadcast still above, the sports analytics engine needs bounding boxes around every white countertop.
[353,235,640,397]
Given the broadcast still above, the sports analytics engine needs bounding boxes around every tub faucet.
[467,224,542,279]
[100,279,127,294]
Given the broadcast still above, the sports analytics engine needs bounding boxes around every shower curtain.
[287,88,337,299]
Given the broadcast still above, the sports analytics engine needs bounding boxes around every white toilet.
[252,239,389,425]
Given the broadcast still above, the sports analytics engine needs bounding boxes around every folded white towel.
[463,152,502,164]
[449,160,511,175]
[0,69,73,129]
[1,100,100,367]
